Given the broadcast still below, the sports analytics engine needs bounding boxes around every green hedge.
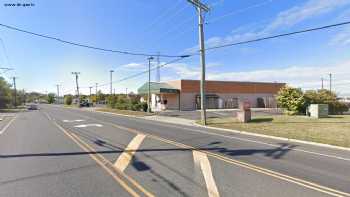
[107,95,147,112]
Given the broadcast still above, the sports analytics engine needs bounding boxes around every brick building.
[138,79,285,111]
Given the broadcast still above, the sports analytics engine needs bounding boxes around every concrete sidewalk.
[142,115,196,126]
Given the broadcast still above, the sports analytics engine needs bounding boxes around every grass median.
[201,115,350,148]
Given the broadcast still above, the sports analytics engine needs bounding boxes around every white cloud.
[164,60,350,96]
[265,0,350,32]
[120,62,145,69]
[330,26,350,46]
[185,0,350,53]
[166,63,200,78]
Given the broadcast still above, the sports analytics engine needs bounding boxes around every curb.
[194,123,350,152]
[64,106,350,152]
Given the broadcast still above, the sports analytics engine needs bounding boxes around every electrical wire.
[61,55,191,94]
[0,38,11,66]
[206,0,274,24]
[204,21,350,51]
[0,23,188,58]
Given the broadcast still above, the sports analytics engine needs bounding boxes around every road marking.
[138,120,350,162]
[74,124,103,128]
[50,119,154,197]
[0,115,16,135]
[103,121,350,197]
[63,119,85,122]
[76,108,350,161]
[114,134,146,172]
[52,108,350,196]
[193,151,220,197]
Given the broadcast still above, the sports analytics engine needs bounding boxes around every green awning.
[137,82,179,94]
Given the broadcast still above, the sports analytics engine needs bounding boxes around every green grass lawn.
[96,108,152,117]
[0,107,26,113]
[203,115,350,148]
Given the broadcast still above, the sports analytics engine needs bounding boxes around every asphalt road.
[0,105,349,197]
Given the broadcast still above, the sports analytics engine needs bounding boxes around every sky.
[0,0,350,96]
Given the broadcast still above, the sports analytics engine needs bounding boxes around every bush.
[64,95,73,105]
[107,95,118,108]
[48,93,56,104]
[140,102,148,112]
[106,94,146,112]
[0,77,12,109]
[329,102,349,115]
[305,89,349,115]
[276,86,305,115]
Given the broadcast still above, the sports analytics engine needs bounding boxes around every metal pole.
[198,5,207,125]
[329,73,332,92]
[89,86,92,98]
[76,75,79,102]
[321,78,324,89]
[110,70,114,95]
[56,84,60,104]
[148,57,154,113]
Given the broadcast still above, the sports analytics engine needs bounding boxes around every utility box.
[309,104,328,118]
[237,100,251,123]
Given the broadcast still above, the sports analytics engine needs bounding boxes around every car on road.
[79,99,93,107]
[27,104,39,110]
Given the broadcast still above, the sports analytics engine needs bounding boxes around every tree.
[47,93,56,104]
[276,86,305,115]
[64,95,73,105]
[0,77,12,109]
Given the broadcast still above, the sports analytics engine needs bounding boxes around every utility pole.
[156,52,160,82]
[89,86,92,98]
[71,72,80,104]
[12,77,17,107]
[110,70,114,95]
[188,0,210,125]
[95,83,98,104]
[321,77,324,89]
[55,84,60,104]
[329,73,332,92]
[147,57,154,113]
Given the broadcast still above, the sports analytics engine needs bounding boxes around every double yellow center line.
[45,112,154,197]
[46,110,350,197]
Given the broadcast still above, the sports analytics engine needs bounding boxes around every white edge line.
[63,107,350,160]
[0,115,17,135]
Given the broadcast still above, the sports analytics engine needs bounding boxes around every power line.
[0,23,188,58]
[143,0,183,32]
[61,56,190,95]
[204,21,350,51]
[0,38,11,66]
[101,56,190,87]
[206,0,274,24]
